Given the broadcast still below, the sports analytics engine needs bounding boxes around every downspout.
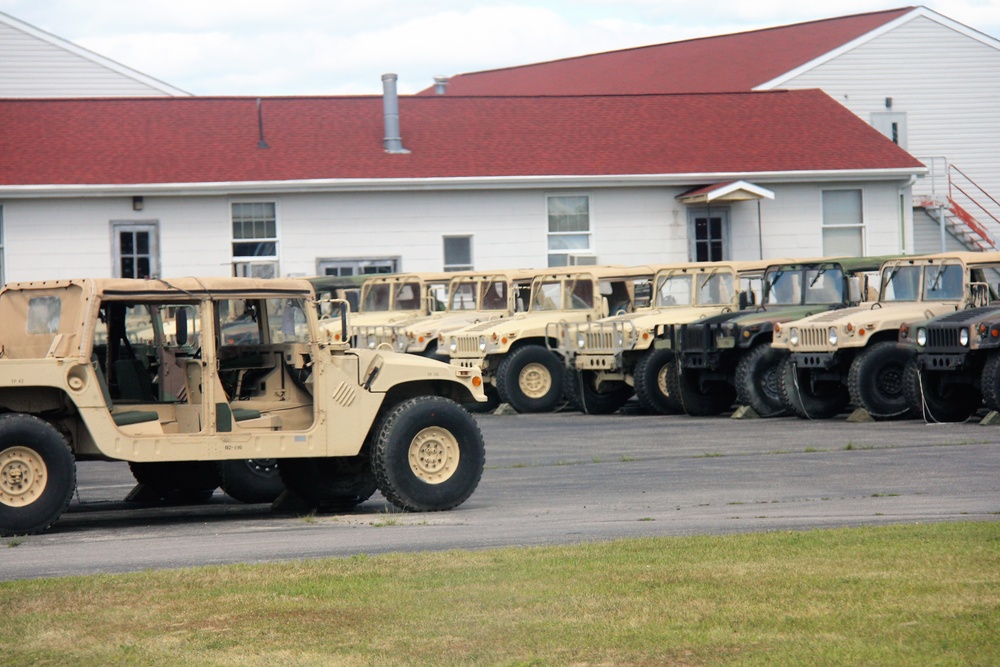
[381,73,410,154]
[899,175,917,255]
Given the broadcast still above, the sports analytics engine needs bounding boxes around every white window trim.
[110,220,161,279]
[443,235,474,272]
[821,188,867,256]
[686,207,731,262]
[546,193,593,267]
[231,200,280,277]
[316,257,400,276]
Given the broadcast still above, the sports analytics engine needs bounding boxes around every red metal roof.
[419,8,915,96]
[0,89,922,187]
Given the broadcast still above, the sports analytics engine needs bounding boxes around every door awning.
[676,180,775,204]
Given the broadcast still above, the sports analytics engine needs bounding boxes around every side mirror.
[848,276,862,303]
[738,292,749,310]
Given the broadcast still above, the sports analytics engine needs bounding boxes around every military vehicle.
[0,277,486,536]
[445,266,654,413]
[319,272,452,348]
[672,256,885,416]
[391,269,539,359]
[776,252,1000,419]
[551,261,768,414]
[898,302,1000,422]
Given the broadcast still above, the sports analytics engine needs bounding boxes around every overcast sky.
[3,1,999,96]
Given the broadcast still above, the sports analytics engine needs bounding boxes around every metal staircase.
[918,163,1000,252]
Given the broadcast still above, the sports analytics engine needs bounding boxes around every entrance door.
[688,209,729,262]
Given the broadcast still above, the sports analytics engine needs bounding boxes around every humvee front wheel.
[734,344,788,417]
[373,396,485,512]
[0,414,76,537]
[633,348,683,415]
[980,351,1000,412]
[563,370,633,414]
[903,360,980,423]
[218,459,285,504]
[848,341,915,420]
[665,365,736,416]
[779,357,850,419]
[496,346,564,413]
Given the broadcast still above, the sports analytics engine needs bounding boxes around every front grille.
[452,336,481,355]
[584,331,616,352]
[683,325,708,351]
[926,327,959,349]
[798,326,829,348]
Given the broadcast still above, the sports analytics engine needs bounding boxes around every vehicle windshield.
[449,281,478,311]
[531,281,564,311]
[696,272,735,305]
[480,279,508,310]
[804,267,845,304]
[361,283,391,312]
[654,274,692,307]
[530,278,594,312]
[393,282,423,310]
[764,269,801,305]
[879,264,964,302]
[924,264,964,301]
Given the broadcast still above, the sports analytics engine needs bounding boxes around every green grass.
[1,522,998,666]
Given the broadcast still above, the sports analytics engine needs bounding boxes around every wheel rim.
[876,364,904,398]
[408,426,460,485]
[762,365,783,400]
[657,365,670,397]
[0,446,48,508]
[244,458,279,478]
[519,362,552,399]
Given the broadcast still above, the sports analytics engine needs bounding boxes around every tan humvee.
[392,269,541,359]
[0,277,486,536]
[551,260,770,414]
[321,272,453,348]
[774,252,1000,419]
[445,266,655,413]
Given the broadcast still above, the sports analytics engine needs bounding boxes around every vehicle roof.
[765,254,900,273]
[359,272,456,286]
[881,251,1000,266]
[2,276,314,298]
[531,265,658,281]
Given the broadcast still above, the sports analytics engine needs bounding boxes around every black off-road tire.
[847,341,915,420]
[419,341,450,364]
[665,364,736,416]
[278,455,377,510]
[372,396,485,512]
[217,458,286,504]
[981,351,1000,412]
[633,348,683,415]
[563,370,633,415]
[463,384,501,414]
[902,360,980,423]
[734,344,789,417]
[495,346,564,413]
[128,461,221,503]
[779,356,850,419]
[0,414,76,537]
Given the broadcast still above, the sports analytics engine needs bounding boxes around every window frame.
[443,235,474,272]
[231,201,279,278]
[546,194,593,267]
[110,221,160,279]
[821,189,866,258]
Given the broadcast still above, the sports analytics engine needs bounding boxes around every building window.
[822,190,864,257]
[443,236,473,272]
[688,208,729,261]
[112,222,159,279]
[232,202,278,278]
[547,195,591,267]
[316,258,398,276]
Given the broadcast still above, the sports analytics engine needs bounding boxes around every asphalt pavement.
[2,411,998,580]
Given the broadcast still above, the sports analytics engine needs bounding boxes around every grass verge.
[2,521,998,666]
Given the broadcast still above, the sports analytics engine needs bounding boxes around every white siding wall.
[0,20,177,97]
[0,181,913,284]
[779,16,1000,209]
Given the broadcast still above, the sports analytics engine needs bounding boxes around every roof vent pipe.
[381,73,409,154]
[433,76,449,95]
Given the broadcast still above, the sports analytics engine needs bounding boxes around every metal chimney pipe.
[433,76,449,95]
[381,73,409,154]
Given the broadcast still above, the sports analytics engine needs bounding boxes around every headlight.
[960,328,970,347]
[789,328,799,346]
[478,336,487,352]
[828,327,838,346]
[577,332,586,349]
[449,338,458,353]
[616,333,625,347]
[367,334,377,349]
[916,328,927,347]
